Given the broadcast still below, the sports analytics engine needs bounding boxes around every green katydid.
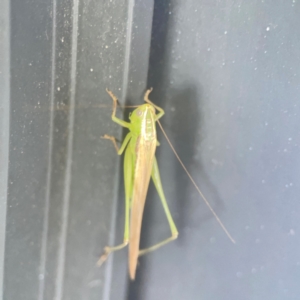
[98,88,235,280]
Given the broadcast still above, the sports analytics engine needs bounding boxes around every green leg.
[139,157,178,256]
[123,145,134,246]
[98,138,133,266]
[106,88,131,128]
[102,132,131,155]
[143,88,165,121]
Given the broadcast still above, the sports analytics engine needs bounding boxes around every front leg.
[106,89,131,128]
[143,88,165,121]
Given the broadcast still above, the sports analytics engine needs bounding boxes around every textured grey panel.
[127,1,300,300]
[5,0,300,299]
[0,0,10,297]
[5,0,154,299]
[6,0,54,299]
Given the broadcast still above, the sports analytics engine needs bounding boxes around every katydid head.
[129,104,156,136]
[129,104,155,123]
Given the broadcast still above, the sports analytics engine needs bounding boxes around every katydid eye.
[136,109,143,116]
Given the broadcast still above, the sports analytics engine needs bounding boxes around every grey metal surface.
[6,0,54,298]
[4,0,300,299]
[5,0,153,299]
[127,1,300,300]
[0,0,10,297]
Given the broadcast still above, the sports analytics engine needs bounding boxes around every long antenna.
[157,120,236,244]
